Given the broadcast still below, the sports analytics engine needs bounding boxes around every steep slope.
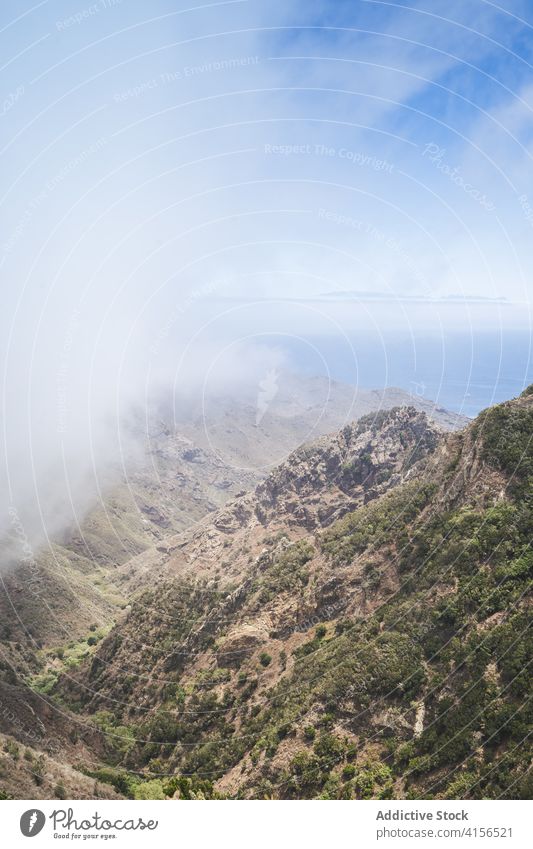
[0,387,485,801]
[0,427,257,644]
[49,389,530,801]
[0,379,465,656]
[0,380,467,799]
[61,406,439,703]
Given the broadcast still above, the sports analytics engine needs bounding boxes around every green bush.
[475,402,533,495]
[134,779,166,800]
[322,482,435,564]
[259,541,314,594]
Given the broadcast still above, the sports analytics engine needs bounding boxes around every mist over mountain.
[2,0,532,582]
[0,386,531,800]
[1,0,532,810]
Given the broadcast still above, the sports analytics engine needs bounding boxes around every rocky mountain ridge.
[2,388,528,801]
[23,388,530,801]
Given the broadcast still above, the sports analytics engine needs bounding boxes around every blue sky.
[1,0,533,544]
[2,1,533,316]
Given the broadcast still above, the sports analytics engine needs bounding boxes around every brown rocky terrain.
[47,388,525,801]
[6,380,508,801]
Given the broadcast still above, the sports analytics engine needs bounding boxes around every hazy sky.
[1,0,533,551]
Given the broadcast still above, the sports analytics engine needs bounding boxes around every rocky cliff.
[1,390,529,801]
[30,390,531,801]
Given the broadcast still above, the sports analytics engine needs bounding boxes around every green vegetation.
[474,399,533,495]
[91,711,137,763]
[54,782,67,799]
[134,779,166,800]
[53,393,533,800]
[257,540,315,600]
[322,481,435,564]
[281,733,392,800]
[293,623,329,658]
[31,626,112,696]
[3,739,19,760]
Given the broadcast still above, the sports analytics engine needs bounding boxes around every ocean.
[284,329,533,418]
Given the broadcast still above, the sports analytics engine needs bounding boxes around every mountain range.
[2,380,531,800]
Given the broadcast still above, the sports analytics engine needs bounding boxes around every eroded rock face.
[254,407,439,528]
[213,498,255,533]
[6,390,531,801]
[60,407,443,714]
